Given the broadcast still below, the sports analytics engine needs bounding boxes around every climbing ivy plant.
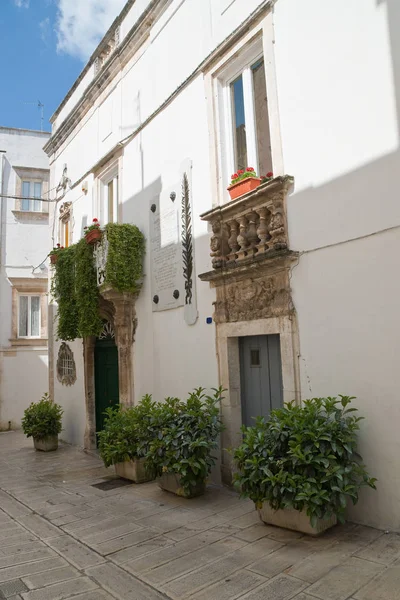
[51,223,145,341]
[51,245,78,341]
[75,239,103,338]
[104,223,145,292]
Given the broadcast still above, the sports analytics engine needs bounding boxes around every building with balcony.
[45,0,400,531]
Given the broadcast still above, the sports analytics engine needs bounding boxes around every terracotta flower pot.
[50,254,58,265]
[85,228,102,245]
[227,177,262,200]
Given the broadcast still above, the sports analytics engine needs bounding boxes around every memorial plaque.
[150,185,185,311]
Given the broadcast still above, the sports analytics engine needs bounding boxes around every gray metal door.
[239,334,283,427]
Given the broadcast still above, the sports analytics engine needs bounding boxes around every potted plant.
[97,396,156,483]
[49,243,64,265]
[22,393,63,452]
[261,171,274,184]
[234,396,376,536]
[227,167,261,200]
[84,218,102,245]
[146,387,224,498]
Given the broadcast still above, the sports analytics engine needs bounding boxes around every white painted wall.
[273,0,400,530]
[48,0,400,529]
[0,128,50,429]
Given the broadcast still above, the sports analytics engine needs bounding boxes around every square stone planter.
[33,435,58,452]
[258,503,337,536]
[158,472,206,498]
[114,458,152,483]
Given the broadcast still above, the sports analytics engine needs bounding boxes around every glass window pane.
[22,181,30,211]
[108,180,114,223]
[252,59,272,175]
[19,296,28,337]
[30,297,40,337]
[33,182,42,211]
[231,75,247,171]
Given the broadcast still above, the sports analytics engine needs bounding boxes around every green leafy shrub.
[146,387,224,496]
[22,393,63,440]
[98,395,158,468]
[233,396,376,525]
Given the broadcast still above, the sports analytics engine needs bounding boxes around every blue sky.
[0,0,125,132]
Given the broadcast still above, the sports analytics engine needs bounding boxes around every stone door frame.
[217,314,300,485]
[83,288,138,450]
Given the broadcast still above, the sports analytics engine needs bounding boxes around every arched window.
[57,343,76,386]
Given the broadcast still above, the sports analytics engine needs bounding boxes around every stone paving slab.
[0,431,397,600]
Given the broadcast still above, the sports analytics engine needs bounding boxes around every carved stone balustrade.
[199,176,298,325]
[200,176,293,269]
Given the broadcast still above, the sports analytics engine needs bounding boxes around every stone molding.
[83,286,140,449]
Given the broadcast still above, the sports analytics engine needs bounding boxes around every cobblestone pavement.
[0,432,398,600]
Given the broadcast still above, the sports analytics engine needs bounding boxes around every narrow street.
[0,432,396,599]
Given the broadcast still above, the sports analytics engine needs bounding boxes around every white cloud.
[39,17,50,44]
[14,0,30,8]
[55,0,126,62]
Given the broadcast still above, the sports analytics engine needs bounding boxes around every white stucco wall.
[0,128,50,428]
[273,0,400,530]
[48,0,400,529]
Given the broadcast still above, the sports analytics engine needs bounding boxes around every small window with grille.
[56,343,76,386]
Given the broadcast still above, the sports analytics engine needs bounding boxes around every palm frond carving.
[181,172,193,305]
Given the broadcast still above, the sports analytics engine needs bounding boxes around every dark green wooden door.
[94,340,119,437]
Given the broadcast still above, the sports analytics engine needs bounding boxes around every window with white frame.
[18,295,41,338]
[99,167,118,225]
[217,38,272,187]
[21,180,43,211]
[103,175,118,224]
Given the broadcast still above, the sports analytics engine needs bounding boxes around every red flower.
[237,169,244,175]
[57,243,60,247]
[93,218,98,223]
[266,171,273,178]
[61,246,64,249]
[246,167,254,172]
[231,173,238,179]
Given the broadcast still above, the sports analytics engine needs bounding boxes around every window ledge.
[9,338,48,347]
[12,210,49,221]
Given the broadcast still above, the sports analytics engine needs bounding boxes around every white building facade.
[45,0,400,531]
[0,127,50,429]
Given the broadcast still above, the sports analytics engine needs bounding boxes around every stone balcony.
[198,176,298,324]
[200,176,294,272]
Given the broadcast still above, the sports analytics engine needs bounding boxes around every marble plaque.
[150,185,185,311]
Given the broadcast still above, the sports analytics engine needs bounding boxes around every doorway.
[239,334,283,427]
[94,323,119,438]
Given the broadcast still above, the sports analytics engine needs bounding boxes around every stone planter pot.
[258,503,337,536]
[227,177,261,200]
[33,435,58,452]
[85,228,102,245]
[158,472,206,498]
[50,254,58,265]
[114,458,152,483]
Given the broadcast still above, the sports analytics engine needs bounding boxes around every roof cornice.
[44,0,169,157]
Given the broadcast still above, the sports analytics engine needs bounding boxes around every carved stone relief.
[213,269,292,324]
